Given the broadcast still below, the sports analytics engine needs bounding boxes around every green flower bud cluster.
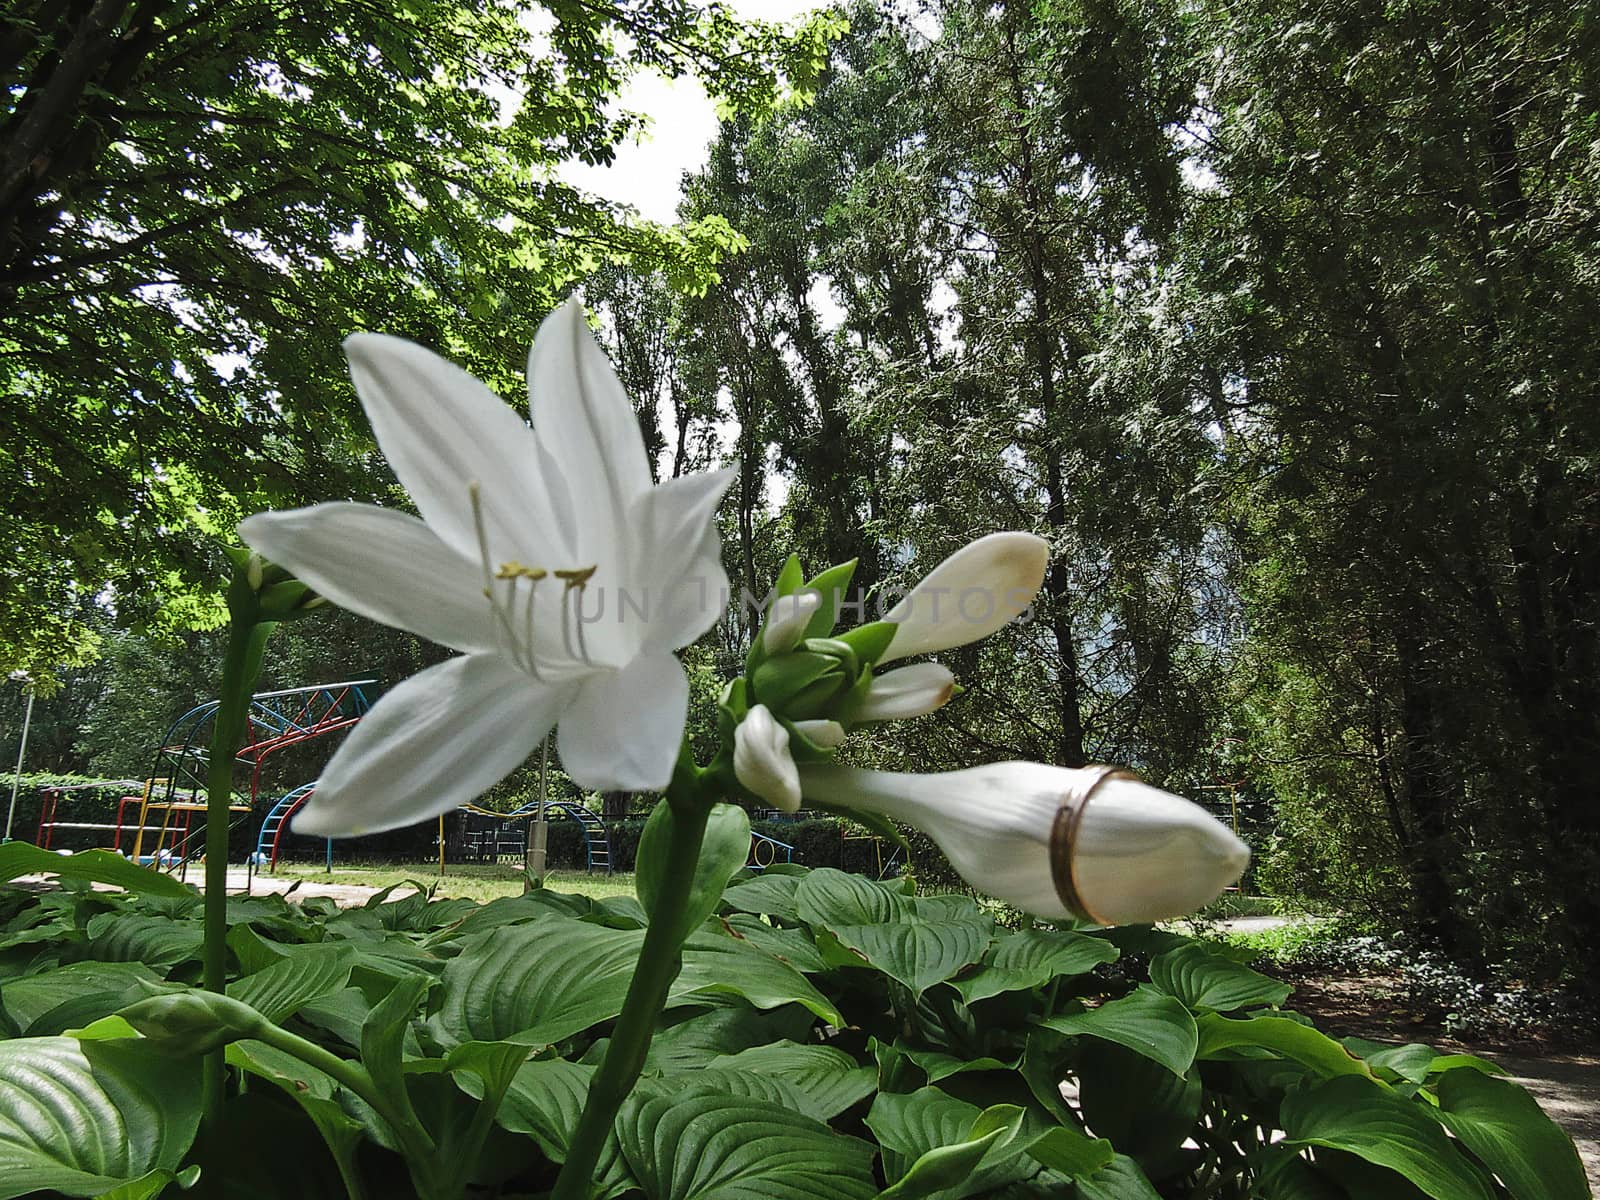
[719,554,899,766]
[222,545,327,622]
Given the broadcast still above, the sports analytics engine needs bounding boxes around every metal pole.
[4,684,36,842]
[438,815,446,877]
[526,736,550,891]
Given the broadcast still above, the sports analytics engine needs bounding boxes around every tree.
[1,0,833,677]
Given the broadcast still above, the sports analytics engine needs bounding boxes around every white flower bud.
[762,590,823,656]
[848,663,956,722]
[792,719,847,749]
[880,533,1050,664]
[798,761,1249,924]
[733,704,802,812]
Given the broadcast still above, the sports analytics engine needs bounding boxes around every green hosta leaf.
[1148,942,1291,1012]
[642,1006,815,1073]
[1432,1066,1589,1200]
[1023,1126,1115,1179]
[878,1106,1023,1200]
[617,1089,877,1200]
[0,845,192,898]
[84,913,203,972]
[955,929,1119,1004]
[1347,1040,1442,1084]
[92,1165,201,1200]
[795,867,910,928]
[867,1089,1039,1199]
[1281,1075,1496,1200]
[720,874,803,923]
[706,1041,876,1120]
[1195,1013,1374,1079]
[678,930,843,1023]
[430,917,642,1047]
[227,1038,339,1100]
[1076,1041,1202,1163]
[226,943,354,1023]
[0,1036,202,1198]
[1074,1154,1162,1200]
[1039,986,1197,1077]
[361,972,432,1113]
[825,917,992,994]
[0,961,162,1036]
[479,1057,594,1159]
[637,802,750,942]
[1253,1147,1346,1200]
[900,1046,1016,1083]
[1425,1053,1507,1077]
[723,913,829,972]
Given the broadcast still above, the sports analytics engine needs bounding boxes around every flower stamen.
[556,567,598,665]
[469,483,547,680]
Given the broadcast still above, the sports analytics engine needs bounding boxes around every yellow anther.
[555,565,598,587]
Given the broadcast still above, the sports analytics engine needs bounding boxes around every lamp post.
[4,672,37,843]
[525,737,550,890]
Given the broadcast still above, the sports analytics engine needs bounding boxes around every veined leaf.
[1432,1066,1589,1200]
[617,1089,877,1200]
[0,1036,201,1198]
[1039,986,1197,1077]
[1148,942,1291,1012]
[1281,1074,1496,1200]
[955,929,1118,1004]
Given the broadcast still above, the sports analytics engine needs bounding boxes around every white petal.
[558,653,688,792]
[344,332,569,564]
[292,656,571,837]
[527,299,652,572]
[792,719,847,749]
[848,663,956,722]
[240,504,495,655]
[761,591,822,656]
[880,533,1051,663]
[734,705,802,812]
[628,468,736,653]
[1072,778,1251,925]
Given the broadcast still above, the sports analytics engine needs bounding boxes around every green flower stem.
[248,1020,438,1158]
[201,581,275,1126]
[550,774,711,1200]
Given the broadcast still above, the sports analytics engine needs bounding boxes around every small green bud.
[120,990,266,1055]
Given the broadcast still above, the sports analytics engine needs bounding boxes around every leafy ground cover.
[0,854,1587,1199]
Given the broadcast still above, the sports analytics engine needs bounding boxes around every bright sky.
[559,0,823,224]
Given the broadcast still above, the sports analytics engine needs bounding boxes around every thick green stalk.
[549,786,710,1200]
[201,608,274,1124]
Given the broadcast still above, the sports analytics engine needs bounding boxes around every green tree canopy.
[0,0,836,678]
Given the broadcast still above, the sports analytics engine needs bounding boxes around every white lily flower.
[879,533,1051,664]
[733,705,802,812]
[241,299,732,836]
[847,663,957,722]
[799,762,1250,924]
[761,591,822,656]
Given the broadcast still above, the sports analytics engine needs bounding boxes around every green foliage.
[0,866,1582,1198]
[0,0,834,679]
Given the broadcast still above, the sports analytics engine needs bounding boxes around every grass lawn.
[272,860,636,903]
